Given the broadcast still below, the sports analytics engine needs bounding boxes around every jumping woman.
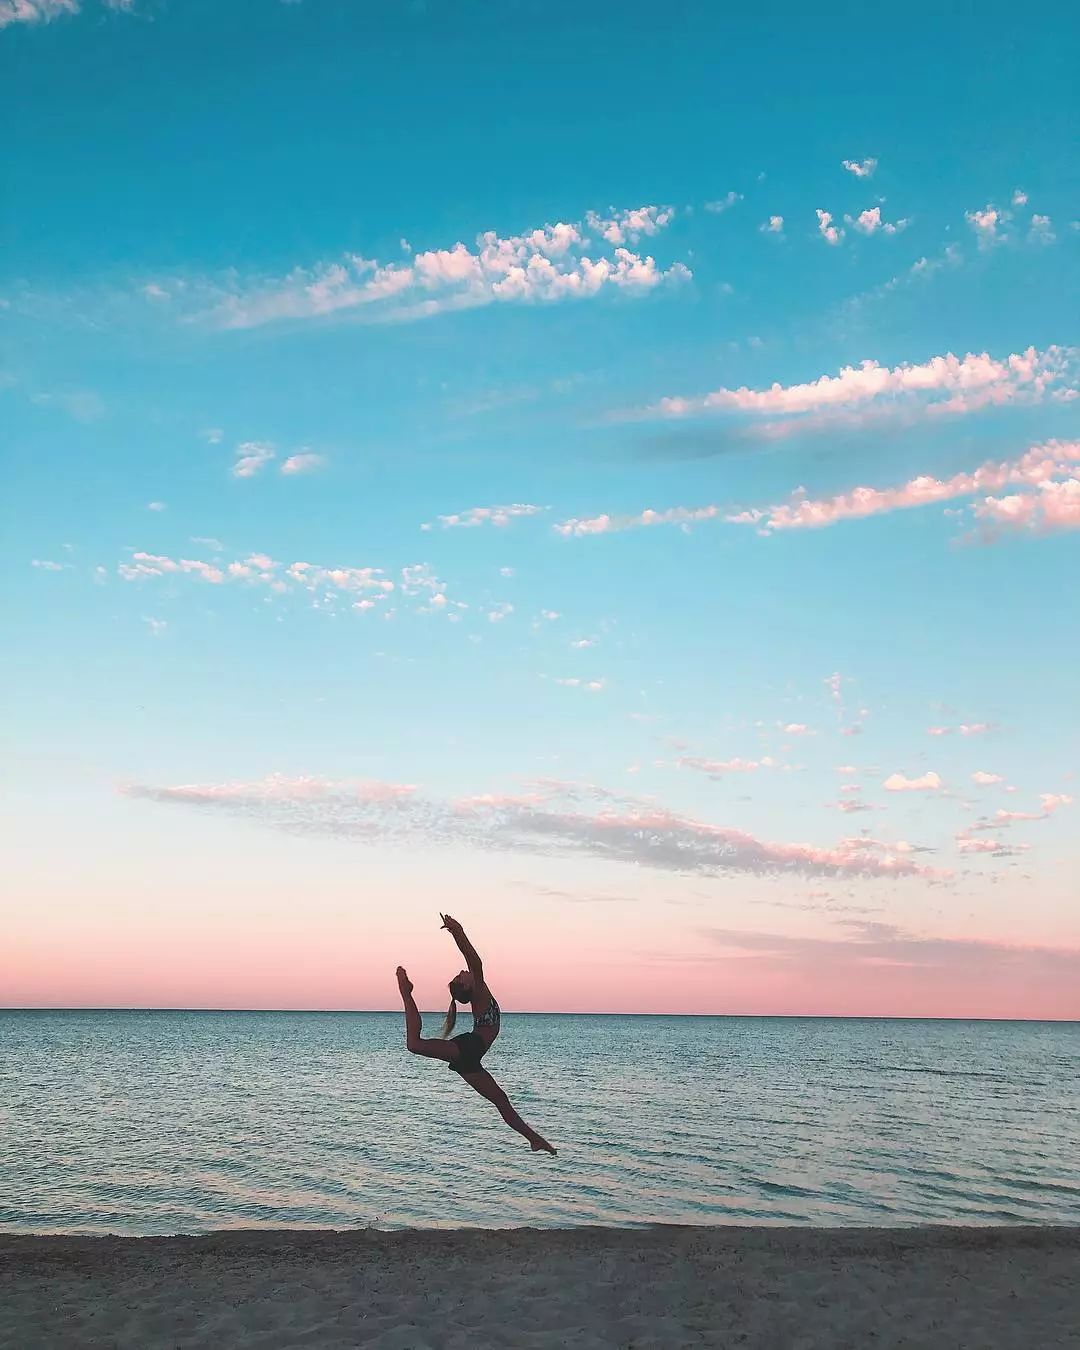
[396,914,556,1155]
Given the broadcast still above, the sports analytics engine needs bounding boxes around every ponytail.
[440,999,457,1039]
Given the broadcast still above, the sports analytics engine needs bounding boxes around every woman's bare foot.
[396,966,413,995]
[530,1135,557,1155]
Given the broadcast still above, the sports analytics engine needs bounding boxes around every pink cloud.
[883,771,942,792]
[280,452,326,475]
[124,775,940,881]
[816,209,844,245]
[842,158,878,178]
[971,771,1003,785]
[782,723,812,735]
[760,215,784,235]
[643,347,1073,423]
[966,204,1008,249]
[973,477,1080,535]
[967,792,1073,832]
[196,205,689,330]
[845,206,908,236]
[728,439,1080,535]
[686,921,1080,1019]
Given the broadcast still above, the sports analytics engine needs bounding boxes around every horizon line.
[2,1006,1078,1024]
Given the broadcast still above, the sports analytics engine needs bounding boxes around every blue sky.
[2,0,1078,1015]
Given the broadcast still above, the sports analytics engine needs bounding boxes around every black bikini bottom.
[448,1030,488,1075]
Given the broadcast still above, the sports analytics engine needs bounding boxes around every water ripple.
[1,1010,1078,1233]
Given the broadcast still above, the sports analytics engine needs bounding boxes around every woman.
[396,914,556,1154]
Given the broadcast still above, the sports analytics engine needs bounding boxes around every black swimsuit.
[448,996,500,1075]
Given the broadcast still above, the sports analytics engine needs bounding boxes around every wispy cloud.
[232,441,275,478]
[555,439,1080,541]
[170,205,689,331]
[0,0,130,27]
[971,771,1004,785]
[704,192,742,214]
[0,0,78,27]
[729,438,1080,535]
[123,774,940,880]
[966,793,1072,832]
[842,158,878,178]
[694,920,1080,998]
[114,549,472,618]
[422,503,546,531]
[676,755,771,778]
[554,505,721,538]
[760,215,784,236]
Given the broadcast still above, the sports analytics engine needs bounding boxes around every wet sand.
[1,1225,1077,1348]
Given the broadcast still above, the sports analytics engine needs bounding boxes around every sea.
[1,1010,1078,1234]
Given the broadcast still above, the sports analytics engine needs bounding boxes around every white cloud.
[1012,189,1028,207]
[555,677,606,692]
[971,771,1003,785]
[425,503,545,530]
[760,215,784,235]
[677,756,767,778]
[147,501,166,512]
[143,617,167,637]
[232,441,275,478]
[1028,214,1055,245]
[0,0,79,27]
[280,452,325,476]
[704,192,742,214]
[842,158,878,178]
[883,771,942,792]
[555,504,721,538]
[31,559,66,571]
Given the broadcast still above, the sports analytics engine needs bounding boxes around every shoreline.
[3,1225,1077,1347]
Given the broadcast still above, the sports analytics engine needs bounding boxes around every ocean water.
[1,1010,1078,1234]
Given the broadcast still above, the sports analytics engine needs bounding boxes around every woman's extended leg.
[397,967,458,1062]
[460,1068,556,1154]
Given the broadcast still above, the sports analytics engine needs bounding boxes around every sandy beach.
[1,1225,1077,1349]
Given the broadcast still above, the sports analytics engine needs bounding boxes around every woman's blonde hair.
[440,998,457,1039]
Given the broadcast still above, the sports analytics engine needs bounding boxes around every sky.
[2,0,1078,1018]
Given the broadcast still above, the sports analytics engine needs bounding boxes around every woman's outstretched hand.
[396,966,413,995]
[440,912,463,935]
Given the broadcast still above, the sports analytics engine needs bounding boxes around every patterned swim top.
[474,995,501,1029]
